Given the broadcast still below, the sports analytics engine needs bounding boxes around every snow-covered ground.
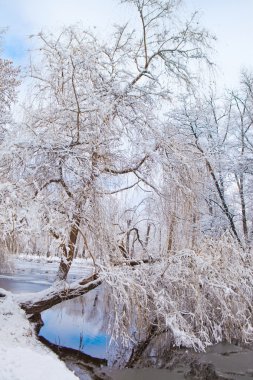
[0,288,79,380]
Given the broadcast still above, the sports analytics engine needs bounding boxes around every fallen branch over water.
[15,274,102,314]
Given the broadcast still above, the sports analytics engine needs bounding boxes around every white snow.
[0,289,78,380]
[4,255,93,280]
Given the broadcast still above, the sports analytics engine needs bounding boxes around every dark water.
[1,262,253,380]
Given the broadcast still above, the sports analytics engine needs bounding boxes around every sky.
[0,0,253,89]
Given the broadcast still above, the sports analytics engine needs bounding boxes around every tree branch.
[17,274,101,315]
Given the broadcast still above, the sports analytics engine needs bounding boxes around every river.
[1,257,253,379]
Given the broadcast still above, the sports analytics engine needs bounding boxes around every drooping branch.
[98,180,140,195]
[34,177,72,198]
[15,255,164,316]
[103,154,148,175]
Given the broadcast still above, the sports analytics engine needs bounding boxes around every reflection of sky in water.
[40,300,109,359]
[0,265,111,360]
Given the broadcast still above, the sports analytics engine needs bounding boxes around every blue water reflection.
[39,295,110,359]
[0,264,110,361]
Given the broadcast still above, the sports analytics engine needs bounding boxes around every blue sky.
[188,0,253,87]
[0,0,253,88]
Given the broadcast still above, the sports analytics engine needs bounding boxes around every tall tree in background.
[228,71,253,244]
[168,74,253,248]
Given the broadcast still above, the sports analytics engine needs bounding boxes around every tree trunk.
[167,213,175,253]
[56,214,81,281]
[235,173,248,242]
[126,318,158,368]
[16,274,101,315]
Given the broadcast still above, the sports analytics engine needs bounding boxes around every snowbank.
[0,289,78,380]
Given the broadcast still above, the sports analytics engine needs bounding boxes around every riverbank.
[0,289,78,380]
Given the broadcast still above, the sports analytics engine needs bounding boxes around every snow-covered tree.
[4,1,253,359]
[6,0,212,281]
[167,76,253,248]
[0,31,20,257]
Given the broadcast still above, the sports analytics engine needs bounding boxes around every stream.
[1,257,253,379]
